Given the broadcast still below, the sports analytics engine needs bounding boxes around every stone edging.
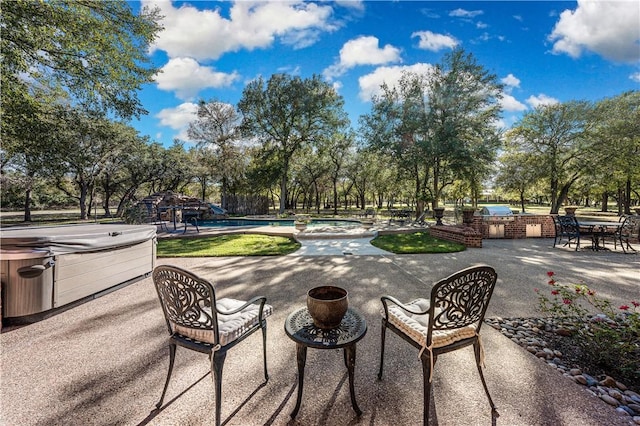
[485,317,640,424]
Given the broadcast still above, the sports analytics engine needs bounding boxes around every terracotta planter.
[307,286,348,329]
[564,207,578,216]
[462,209,476,225]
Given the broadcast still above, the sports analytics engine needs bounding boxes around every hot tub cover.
[0,224,156,256]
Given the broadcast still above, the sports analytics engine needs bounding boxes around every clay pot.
[307,286,348,329]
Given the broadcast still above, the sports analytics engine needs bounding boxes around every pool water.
[198,219,360,228]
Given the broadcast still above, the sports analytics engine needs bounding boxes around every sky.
[131,0,640,147]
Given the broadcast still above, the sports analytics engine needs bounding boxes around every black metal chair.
[615,215,639,253]
[555,215,591,251]
[378,265,498,425]
[153,265,272,426]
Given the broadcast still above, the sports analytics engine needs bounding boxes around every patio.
[1,238,637,425]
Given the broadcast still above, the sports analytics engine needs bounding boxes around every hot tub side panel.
[53,239,155,308]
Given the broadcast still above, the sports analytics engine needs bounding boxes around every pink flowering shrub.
[536,271,639,385]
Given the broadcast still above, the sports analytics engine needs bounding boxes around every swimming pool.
[198,218,361,228]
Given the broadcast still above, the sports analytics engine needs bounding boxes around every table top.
[578,221,623,228]
[285,307,367,349]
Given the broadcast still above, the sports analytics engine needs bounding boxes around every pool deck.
[1,230,639,425]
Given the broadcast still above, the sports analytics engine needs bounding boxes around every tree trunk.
[332,178,338,216]
[24,187,32,222]
[520,191,526,214]
[79,184,88,220]
[601,192,609,212]
[279,175,287,214]
[624,178,631,215]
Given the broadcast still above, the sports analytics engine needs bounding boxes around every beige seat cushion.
[173,298,273,347]
[384,298,476,348]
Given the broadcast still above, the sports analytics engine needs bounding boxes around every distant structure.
[138,191,227,222]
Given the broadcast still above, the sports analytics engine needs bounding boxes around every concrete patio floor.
[1,238,638,425]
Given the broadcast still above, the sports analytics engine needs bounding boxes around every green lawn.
[156,234,301,257]
[371,232,466,254]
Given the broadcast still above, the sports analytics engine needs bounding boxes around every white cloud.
[527,94,560,108]
[548,0,640,63]
[155,102,199,142]
[358,63,434,102]
[501,73,521,89]
[323,36,401,79]
[630,72,640,83]
[154,58,240,100]
[449,8,483,18]
[501,94,527,112]
[335,0,364,11]
[145,0,336,61]
[411,31,459,52]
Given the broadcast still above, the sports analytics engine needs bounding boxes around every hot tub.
[1,224,156,324]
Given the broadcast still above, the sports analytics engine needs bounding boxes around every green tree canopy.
[1,0,161,119]
[238,74,349,213]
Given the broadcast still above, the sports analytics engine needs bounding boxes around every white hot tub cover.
[0,224,157,256]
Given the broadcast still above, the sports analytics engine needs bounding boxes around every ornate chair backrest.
[620,215,640,238]
[427,265,497,344]
[153,265,220,344]
[558,215,579,235]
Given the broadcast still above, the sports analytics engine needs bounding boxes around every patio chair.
[153,265,272,426]
[615,215,639,253]
[556,215,591,251]
[378,265,498,425]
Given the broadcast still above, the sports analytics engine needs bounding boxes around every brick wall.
[429,225,483,248]
[470,215,555,239]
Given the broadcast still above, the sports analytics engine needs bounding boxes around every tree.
[188,100,243,208]
[1,0,161,120]
[506,101,596,214]
[425,49,503,210]
[360,72,431,217]
[589,91,640,214]
[48,109,132,219]
[238,74,349,214]
[360,49,502,216]
[1,0,161,219]
[495,152,541,213]
[319,132,355,215]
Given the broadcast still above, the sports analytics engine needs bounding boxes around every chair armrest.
[380,295,429,320]
[217,296,269,320]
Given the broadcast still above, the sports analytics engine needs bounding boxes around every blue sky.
[131,1,640,147]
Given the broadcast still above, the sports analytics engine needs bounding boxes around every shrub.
[536,271,639,386]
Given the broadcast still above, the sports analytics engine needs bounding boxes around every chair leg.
[421,354,433,425]
[378,319,387,380]
[156,343,176,409]
[261,322,269,382]
[473,341,497,415]
[212,349,227,426]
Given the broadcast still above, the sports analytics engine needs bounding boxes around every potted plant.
[461,207,476,225]
[564,206,579,216]
[433,207,445,226]
[294,214,311,231]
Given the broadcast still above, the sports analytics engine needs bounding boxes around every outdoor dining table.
[577,220,623,251]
